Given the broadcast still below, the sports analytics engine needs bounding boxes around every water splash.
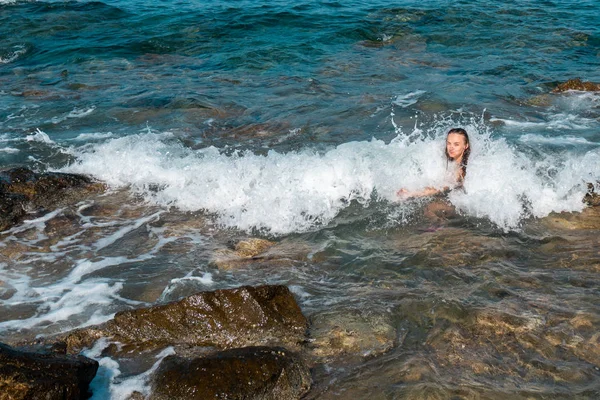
[60,122,599,233]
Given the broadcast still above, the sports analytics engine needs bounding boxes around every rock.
[0,167,106,231]
[0,280,17,300]
[540,206,600,231]
[150,346,311,400]
[60,285,307,355]
[234,238,276,257]
[0,191,28,232]
[552,78,600,92]
[583,182,600,206]
[0,342,98,400]
[213,238,278,270]
[525,93,553,107]
[309,309,396,360]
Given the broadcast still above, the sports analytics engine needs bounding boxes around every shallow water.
[1,0,600,398]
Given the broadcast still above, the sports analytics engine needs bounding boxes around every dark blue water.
[2,0,599,153]
[1,1,600,399]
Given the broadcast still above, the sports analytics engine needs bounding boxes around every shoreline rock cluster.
[0,167,399,399]
[2,285,314,400]
[1,280,398,399]
[1,128,599,399]
[0,342,99,400]
[0,167,105,232]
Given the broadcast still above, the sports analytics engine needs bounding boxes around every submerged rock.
[552,78,600,92]
[0,167,106,231]
[234,238,277,258]
[60,285,307,355]
[213,238,279,270]
[0,280,17,300]
[540,206,600,231]
[309,309,396,361]
[0,342,98,400]
[150,346,311,400]
[212,238,314,271]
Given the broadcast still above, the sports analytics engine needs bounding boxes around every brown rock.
[552,78,600,92]
[583,182,600,206]
[309,309,396,360]
[150,346,311,400]
[234,238,276,257]
[213,238,277,270]
[0,342,98,400]
[60,285,307,355]
[0,167,106,231]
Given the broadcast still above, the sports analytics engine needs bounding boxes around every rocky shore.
[1,148,600,399]
[0,167,105,232]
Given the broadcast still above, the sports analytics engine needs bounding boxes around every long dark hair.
[445,128,470,182]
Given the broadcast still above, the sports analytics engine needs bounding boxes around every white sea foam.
[94,212,162,251]
[26,128,54,144]
[0,203,195,332]
[73,132,115,141]
[392,90,426,108]
[51,106,96,124]
[0,210,183,332]
[169,272,214,286]
[554,91,600,112]
[0,45,26,64]
[0,147,19,153]
[289,284,312,299]
[60,126,599,233]
[491,113,597,131]
[518,134,597,146]
[86,345,176,400]
[159,271,214,301]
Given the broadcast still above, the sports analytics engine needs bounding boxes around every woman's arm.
[397,186,449,199]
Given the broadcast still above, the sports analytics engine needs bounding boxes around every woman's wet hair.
[445,128,470,182]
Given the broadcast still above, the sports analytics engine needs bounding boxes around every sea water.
[1,0,600,398]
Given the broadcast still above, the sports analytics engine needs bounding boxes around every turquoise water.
[2,0,599,153]
[1,1,600,398]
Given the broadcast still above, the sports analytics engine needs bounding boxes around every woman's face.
[446,133,469,161]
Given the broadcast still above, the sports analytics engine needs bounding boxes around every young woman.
[397,128,470,199]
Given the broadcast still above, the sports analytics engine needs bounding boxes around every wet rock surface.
[0,167,105,231]
[59,285,308,355]
[308,289,600,399]
[212,238,279,270]
[552,78,600,92]
[0,342,98,400]
[150,346,311,400]
[309,309,396,361]
[211,237,313,271]
[0,280,17,300]
[584,182,600,206]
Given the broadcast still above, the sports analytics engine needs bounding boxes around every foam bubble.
[60,126,599,233]
[0,45,26,64]
[26,128,54,144]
